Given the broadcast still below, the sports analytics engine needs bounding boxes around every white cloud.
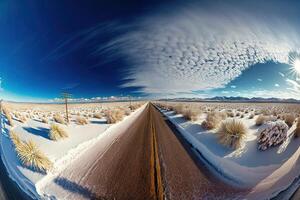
[230,85,237,88]
[257,78,263,82]
[275,83,280,87]
[110,6,300,96]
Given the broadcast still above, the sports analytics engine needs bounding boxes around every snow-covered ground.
[0,103,145,199]
[158,107,300,200]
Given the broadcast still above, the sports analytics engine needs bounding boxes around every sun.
[294,59,300,74]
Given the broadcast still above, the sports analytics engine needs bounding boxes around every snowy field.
[156,101,300,199]
[0,101,145,199]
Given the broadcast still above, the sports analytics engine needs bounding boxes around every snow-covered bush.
[258,121,288,151]
[217,119,247,149]
[49,124,68,140]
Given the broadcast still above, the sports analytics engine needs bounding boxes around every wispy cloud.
[275,83,280,87]
[257,78,263,82]
[279,72,285,77]
[230,85,237,88]
[0,77,3,92]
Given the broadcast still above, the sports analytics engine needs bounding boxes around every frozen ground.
[0,102,145,199]
[159,107,300,199]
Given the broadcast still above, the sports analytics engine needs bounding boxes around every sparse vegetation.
[217,119,247,149]
[76,116,88,125]
[283,114,296,127]
[49,124,68,140]
[93,113,102,119]
[53,114,65,124]
[105,109,125,124]
[10,131,52,172]
[255,115,271,126]
[202,111,227,130]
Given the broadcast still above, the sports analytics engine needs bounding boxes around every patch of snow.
[158,107,300,199]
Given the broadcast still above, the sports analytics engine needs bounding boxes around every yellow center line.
[149,104,164,200]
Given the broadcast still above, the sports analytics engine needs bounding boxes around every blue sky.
[1,0,300,102]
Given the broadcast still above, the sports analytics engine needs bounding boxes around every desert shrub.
[294,118,300,138]
[76,116,88,125]
[49,124,68,140]
[258,121,288,150]
[129,104,141,111]
[202,111,227,130]
[248,113,254,119]
[283,114,296,127]
[53,114,65,124]
[256,115,271,126]
[10,131,52,172]
[235,112,240,117]
[6,114,14,126]
[227,112,234,118]
[105,109,125,124]
[182,109,200,121]
[93,113,102,119]
[240,114,244,118]
[217,119,247,149]
[19,115,27,123]
[41,118,48,124]
[10,130,22,147]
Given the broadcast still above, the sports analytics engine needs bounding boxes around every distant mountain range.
[159,96,300,103]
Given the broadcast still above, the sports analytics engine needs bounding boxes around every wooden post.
[61,92,71,124]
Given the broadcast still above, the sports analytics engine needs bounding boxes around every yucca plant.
[49,124,68,140]
[17,140,52,172]
[217,119,247,149]
[10,131,52,172]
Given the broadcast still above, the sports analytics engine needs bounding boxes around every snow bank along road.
[0,105,31,200]
[43,102,248,200]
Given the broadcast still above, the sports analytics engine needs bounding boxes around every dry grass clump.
[227,112,234,118]
[182,109,199,121]
[19,115,27,123]
[6,114,14,126]
[10,131,52,172]
[255,115,271,126]
[217,119,247,149]
[248,113,254,119]
[93,113,102,119]
[49,124,68,140]
[53,114,65,124]
[41,118,48,124]
[283,114,296,127]
[129,104,141,111]
[76,116,88,125]
[202,111,227,130]
[294,118,300,138]
[105,109,125,124]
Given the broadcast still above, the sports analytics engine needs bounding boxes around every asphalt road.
[47,103,247,200]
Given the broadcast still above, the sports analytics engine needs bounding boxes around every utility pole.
[61,92,72,124]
